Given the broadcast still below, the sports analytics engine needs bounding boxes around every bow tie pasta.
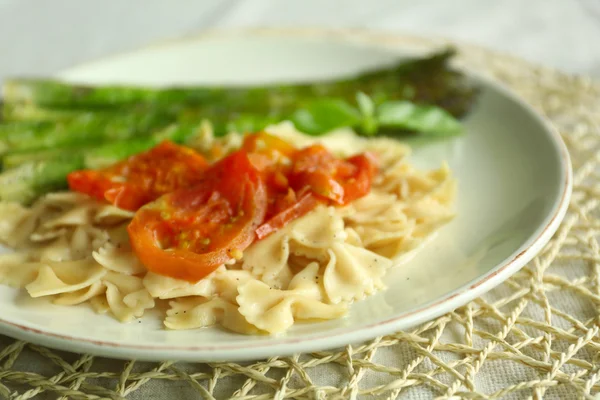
[0,124,455,335]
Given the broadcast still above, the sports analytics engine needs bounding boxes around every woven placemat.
[0,34,599,400]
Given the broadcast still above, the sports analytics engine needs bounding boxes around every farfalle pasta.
[0,124,456,335]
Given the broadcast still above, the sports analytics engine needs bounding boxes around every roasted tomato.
[67,141,209,211]
[242,132,296,161]
[288,145,378,205]
[242,132,298,218]
[340,152,379,203]
[241,133,293,174]
[127,150,267,282]
[255,188,320,240]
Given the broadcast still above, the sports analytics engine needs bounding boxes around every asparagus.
[1,138,157,170]
[0,49,477,155]
[0,109,175,154]
[2,146,77,169]
[0,48,479,204]
[0,158,84,204]
[2,102,87,121]
[2,49,476,118]
[0,122,205,203]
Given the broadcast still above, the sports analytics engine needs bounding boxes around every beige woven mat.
[0,35,599,400]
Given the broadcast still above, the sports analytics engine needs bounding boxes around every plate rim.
[0,28,573,362]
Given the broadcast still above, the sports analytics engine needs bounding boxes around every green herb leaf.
[376,101,463,136]
[290,99,362,135]
[356,92,378,136]
[225,114,278,135]
[356,92,375,117]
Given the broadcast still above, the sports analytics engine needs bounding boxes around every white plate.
[0,30,571,362]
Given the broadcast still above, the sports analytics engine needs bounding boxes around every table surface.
[1,2,599,400]
[0,0,599,82]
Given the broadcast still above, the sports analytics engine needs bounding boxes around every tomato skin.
[242,132,296,159]
[128,150,267,282]
[67,170,116,203]
[339,152,379,204]
[67,141,209,211]
[256,189,320,239]
[289,145,378,205]
[288,145,341,203]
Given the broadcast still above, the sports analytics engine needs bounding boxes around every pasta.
[237,263,347,334]
[0,124,456,335]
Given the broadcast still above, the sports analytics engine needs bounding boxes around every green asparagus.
[0,122,206,203]
[0,48,480,205]
[2,146,80,169]
[2,102,88,121]
[2,138,156,170]
[0,158,85,204]
[0,110,175,154]
[2,49,476,119]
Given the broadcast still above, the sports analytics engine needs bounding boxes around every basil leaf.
[291,99,362,135]
[356,91,375,117]
[225,114,277,134]
[356,92,378,136]
[377,101,463,136]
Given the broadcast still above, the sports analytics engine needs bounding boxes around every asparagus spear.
[0,91,465,172]
[0,158,84,204]
[0,122,204,203]
[0,49,478,204]
[1,137,157,170]
[2,102,87,121]
[2,49,476,118]
[0,109,175,154]
[0,49,477,155]
[2,146,76,169]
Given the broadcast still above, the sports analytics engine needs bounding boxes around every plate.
[0,30,571,362]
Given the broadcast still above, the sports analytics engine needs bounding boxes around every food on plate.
[0,47,470,335]
[0,124,456,334]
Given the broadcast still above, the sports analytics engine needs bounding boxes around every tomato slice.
[288,145,378,205]
[127,150,267,282]
[67,141,209,211]
[243,132,295,181]
[242,132,296,161]
[288,145,344,203]
[256,189,320,239]
[338,152,379,204]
